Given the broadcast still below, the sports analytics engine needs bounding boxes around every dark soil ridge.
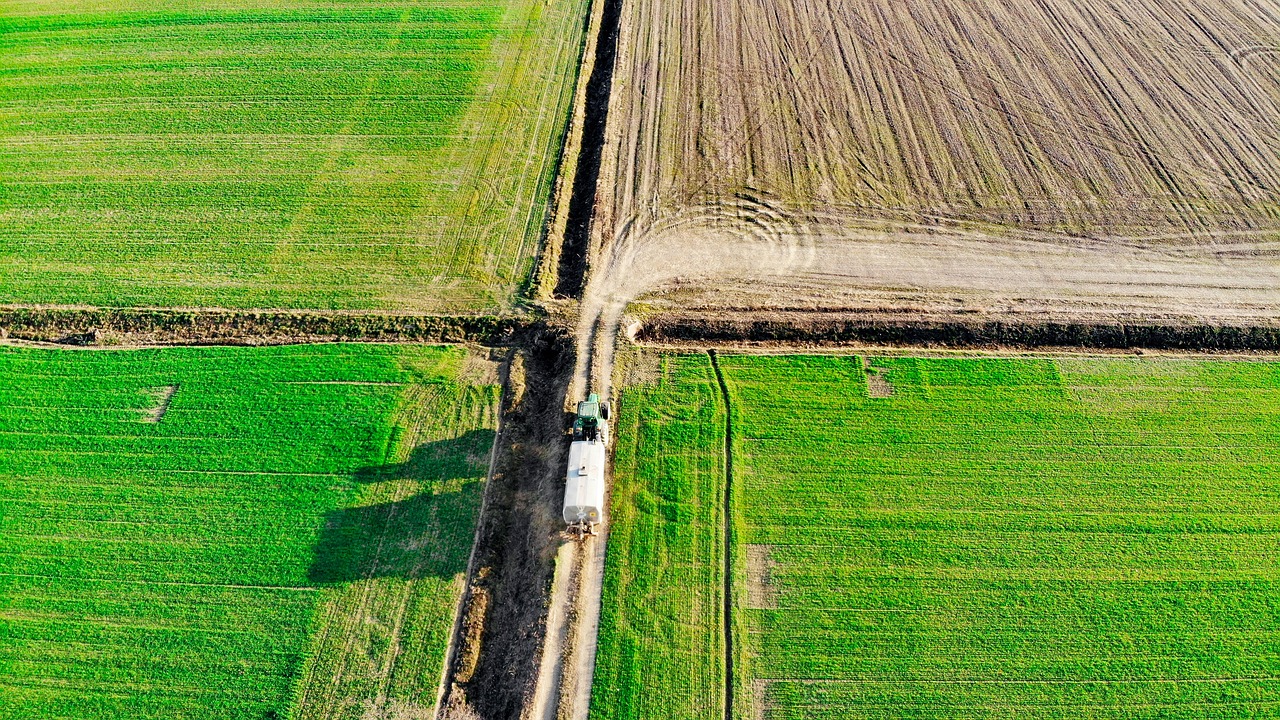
[440,326,575,720]
[636,311,1280,351]
[0,307,527,346]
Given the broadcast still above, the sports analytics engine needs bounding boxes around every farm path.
[573,200,817,397]
[530,542,577,720]
[554,201,811,720]
[528,531,608,720]
[564,528,609,719]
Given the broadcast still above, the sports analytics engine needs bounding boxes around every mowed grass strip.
[0,0,588,311]
[596,353,1280,720]
[0,343,499,720]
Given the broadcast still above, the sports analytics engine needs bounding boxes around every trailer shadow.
[308,429,496,585]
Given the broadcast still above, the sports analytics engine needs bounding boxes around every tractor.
[571,392,610,446]
[564,393,610,537]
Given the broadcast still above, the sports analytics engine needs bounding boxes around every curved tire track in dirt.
[575,198,818,397]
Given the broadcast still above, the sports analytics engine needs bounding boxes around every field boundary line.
[0,307,528,347]
[633,338,1280,360]
[634,314,1280,353]
[760,676,1280,685]
[707,350,735,720]
[434,354,510,718]
[0,572,317,593]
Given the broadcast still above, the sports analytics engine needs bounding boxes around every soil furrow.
[707,350,736,720]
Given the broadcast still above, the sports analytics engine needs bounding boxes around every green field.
[0,0,587,312]
[594,353,1280,719]
[0,343,499,719]
[593,355,728,719]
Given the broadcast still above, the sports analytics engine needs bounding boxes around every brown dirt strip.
[745,546,778,609]
[0,307,527,347]
[528,533,607,720]
[635,311,1280,351]
[437,329,575,720]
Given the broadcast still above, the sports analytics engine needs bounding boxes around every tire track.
[574,199,817,399]
[583,0,1280,332]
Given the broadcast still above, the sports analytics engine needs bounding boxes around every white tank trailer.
[563,393,609,535]
[563,440,606,531]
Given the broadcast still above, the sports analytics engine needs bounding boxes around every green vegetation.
[0,0,588,312]
[592,355,727,719]
[594,353,1280,720]
[0,343,499,719]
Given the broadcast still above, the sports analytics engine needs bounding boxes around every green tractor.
[572,393,610,445]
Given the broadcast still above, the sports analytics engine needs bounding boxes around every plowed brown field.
[583,0,1280,351]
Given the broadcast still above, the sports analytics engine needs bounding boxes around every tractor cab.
[572,393,610,445]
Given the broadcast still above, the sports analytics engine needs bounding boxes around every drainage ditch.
[552,0,623,299]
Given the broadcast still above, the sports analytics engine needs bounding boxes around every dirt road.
[528,530,609,720]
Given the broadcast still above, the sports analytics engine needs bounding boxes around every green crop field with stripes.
[594,353,1280,720]
[0,343,499,719]
[0,0,587,312]
[592,355,728,719]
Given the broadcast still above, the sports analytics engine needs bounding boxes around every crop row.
[1,0,589,311]
[591,355,728,720]
[722,355,1280,719]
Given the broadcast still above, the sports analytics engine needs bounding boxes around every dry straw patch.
[139,384,179,423]
[745,544,778,609]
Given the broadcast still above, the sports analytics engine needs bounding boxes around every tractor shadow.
[308,429,495,585]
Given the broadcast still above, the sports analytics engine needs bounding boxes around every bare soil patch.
[582,0,1280,334]
[745,545,778,610]
[140,385,179,423]
[751,680,771,720]
[864,368,894,399]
